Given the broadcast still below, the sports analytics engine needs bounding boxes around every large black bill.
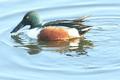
[11,21,25,33]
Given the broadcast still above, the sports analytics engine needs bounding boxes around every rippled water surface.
[1,0,120,80]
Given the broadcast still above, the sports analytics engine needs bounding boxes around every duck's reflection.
[11,34,93,56]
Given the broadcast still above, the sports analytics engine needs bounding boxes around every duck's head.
[11,11,41,33]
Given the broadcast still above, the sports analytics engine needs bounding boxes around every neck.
[30,23,42,29]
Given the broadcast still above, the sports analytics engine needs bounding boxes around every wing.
[42,16,91,35]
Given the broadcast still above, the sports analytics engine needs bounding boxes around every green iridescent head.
[11,11,41,33]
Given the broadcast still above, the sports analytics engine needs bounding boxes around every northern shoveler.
[11,11,91,41]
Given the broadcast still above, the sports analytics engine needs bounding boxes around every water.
[1,0,120,80]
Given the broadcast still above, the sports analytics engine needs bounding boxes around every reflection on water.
[11,34,93,56]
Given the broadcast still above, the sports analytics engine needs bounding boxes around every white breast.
[26,28,42,39]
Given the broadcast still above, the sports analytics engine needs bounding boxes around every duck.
[11,11,91,41]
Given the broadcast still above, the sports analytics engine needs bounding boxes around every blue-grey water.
[1,0,120,80]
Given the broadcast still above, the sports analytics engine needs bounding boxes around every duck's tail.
[70,16,91,35]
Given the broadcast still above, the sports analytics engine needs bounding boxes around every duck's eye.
[26,16,30,19]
